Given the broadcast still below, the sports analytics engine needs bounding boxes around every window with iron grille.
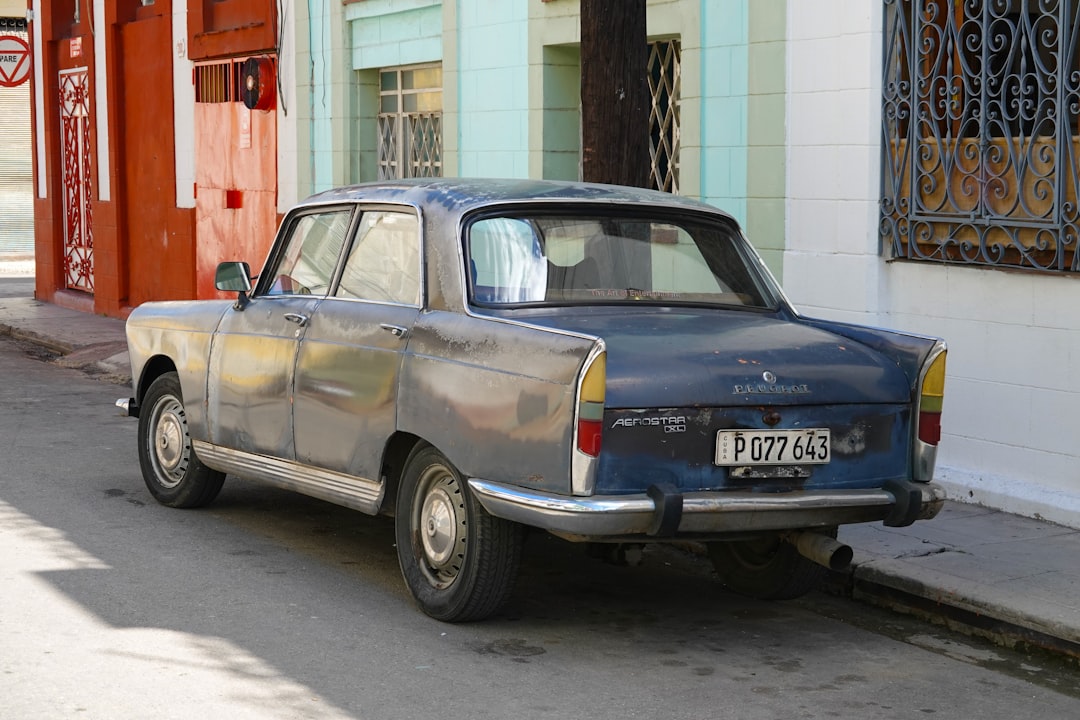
[648,39,681,194]
[881,0,1080,271]
[378,65,442,180]
[195,59,243,103]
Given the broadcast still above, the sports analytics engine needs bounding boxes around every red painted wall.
[195,99,278,299]
[31,0,279,319]
[31,0,190,317]
[188,0,277,60]
[120,6,197,306]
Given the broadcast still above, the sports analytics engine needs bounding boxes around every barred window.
[195,59,242,103]
[649,39,681,194]
[378,65,442,180]
[881,0,1080,271]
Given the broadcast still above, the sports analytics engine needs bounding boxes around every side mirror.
[215,261,253,309]
[215,261,252,292]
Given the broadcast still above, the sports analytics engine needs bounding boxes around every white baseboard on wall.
[936,465,1080,530]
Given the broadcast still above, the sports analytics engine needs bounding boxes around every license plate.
[714,429,831,466]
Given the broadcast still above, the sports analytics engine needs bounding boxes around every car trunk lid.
[514,306,912,408]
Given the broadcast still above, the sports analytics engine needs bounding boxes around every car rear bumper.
[467,478,945,540]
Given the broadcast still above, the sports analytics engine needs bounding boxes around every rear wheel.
[137,372,225,508]
[395,445,523,622]
[708,530,833,600]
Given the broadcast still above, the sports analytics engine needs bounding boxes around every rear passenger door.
[292,207,422,482]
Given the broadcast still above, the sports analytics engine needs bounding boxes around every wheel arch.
[378,431,427,516]
[136,355,179,404]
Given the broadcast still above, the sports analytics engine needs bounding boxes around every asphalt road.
[0,274,34,298]
[1,332,1076,719]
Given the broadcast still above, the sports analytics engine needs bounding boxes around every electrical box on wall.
[241,56,275,111]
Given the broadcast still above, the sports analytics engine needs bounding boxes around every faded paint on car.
[119,178,948,621]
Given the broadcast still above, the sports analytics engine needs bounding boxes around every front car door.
[206,206,355,458]
[292,207,422,481]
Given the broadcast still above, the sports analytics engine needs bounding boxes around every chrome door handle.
[380,323,408,338]
[284,313,309,327]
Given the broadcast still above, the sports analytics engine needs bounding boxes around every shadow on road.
[4,347,1075,719]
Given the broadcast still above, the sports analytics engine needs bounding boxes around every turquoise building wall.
[343,0,443,185]
[307,0,337,194]
[300,0,783,273]
[446,2,530,177]
[697,0,749,228]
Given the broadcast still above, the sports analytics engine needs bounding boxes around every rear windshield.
[465,211,779,309]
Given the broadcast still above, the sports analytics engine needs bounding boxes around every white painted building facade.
[782,2,1080,528]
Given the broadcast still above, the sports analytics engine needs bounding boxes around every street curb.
[673,538,1080,663]
[1,324,77,354]
[0,322,132,384]
[827,563,1080,663]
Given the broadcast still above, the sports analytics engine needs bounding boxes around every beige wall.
[0,1,26,18]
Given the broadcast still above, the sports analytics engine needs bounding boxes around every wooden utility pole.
[580,0,651,188]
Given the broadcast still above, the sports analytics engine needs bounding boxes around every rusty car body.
[118,178,947,621]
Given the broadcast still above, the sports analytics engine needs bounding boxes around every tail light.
[917,349,946,445]
[576,352,606,457]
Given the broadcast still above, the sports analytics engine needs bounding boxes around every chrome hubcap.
[421,486,457,568]
[414,466,468,587]
[151,397,188,488]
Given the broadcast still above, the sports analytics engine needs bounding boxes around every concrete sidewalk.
[837,506,1080,660]
[0,293,132,382]
[0,283,1078,661]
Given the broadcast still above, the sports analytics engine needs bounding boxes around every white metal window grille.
[882,0,1080,272]
[377,65,443,180]
[649,39,681,194]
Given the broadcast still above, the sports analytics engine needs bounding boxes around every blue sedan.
[118,179,946,621]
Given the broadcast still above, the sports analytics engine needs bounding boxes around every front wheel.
[395,445,523,622]
[137,372,225,508]
[708,530,833,601]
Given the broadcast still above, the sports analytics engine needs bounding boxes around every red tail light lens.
[577,418,603,456]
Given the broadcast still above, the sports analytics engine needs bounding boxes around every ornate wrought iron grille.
[377,65,442,180]
[881,0,1080,271]
[648,39,681,194]
[59,68,94,292]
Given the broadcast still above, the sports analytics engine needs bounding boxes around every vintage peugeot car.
[117,178,946,622]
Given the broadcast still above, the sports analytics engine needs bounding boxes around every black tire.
[395,445,523,622]
[137,372,225,508]
[708,530,833,601]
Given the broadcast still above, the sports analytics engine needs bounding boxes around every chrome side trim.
[193,441,384,515]
[468,478,946,537]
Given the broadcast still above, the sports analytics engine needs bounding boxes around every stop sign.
[0,35,31,88]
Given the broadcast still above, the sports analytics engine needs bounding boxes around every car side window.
[264,210,352,296]
[336,210,421,305]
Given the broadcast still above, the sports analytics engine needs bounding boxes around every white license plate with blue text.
[714,429,831,466]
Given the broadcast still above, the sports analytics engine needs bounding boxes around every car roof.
[301,178,735,221]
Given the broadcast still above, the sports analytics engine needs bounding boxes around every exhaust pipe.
[786,531,853,571]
